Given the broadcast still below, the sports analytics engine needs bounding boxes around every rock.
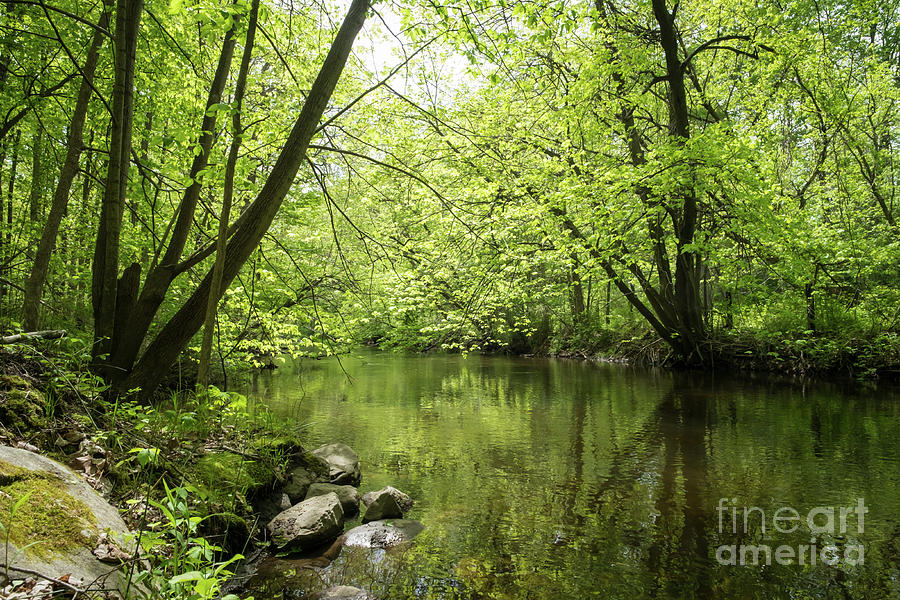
[267,492,344,551]
[283,466,320,504]
[62,429,84,444]
[283,451,332,504]
[311,443,361,486]
[361,490,403,523]
[310,585,375,600]
[0,379,48,433]
[343,519,425,548]
[255,494,289,525]
[198,511,251,556]
[361,486,413,512]
[0,445,135,595]
[305,482,360,515]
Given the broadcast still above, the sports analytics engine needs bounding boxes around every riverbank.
[368,313,900,380]
[509,328,900,381]
[0,339,306,598]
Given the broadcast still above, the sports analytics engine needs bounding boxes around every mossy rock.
[0,374,30,389]
[0,445,135,592]
[0,473,96,556]
[251,435,304,459]
[297,450,331,477]
[194,451,277,503]
[0,385,48,433]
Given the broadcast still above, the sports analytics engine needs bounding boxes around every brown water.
[241,352,900,599]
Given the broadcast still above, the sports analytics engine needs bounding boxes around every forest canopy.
[1,0,900,392]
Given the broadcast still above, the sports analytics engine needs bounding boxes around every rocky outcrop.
[0,445,135,594]
[311,443,361,486]
[305,482,360,515]
[267,492,344,550]
[343,519,424,548]
[361,486,413,512]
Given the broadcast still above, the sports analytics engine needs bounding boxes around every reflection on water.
[242,352,900,599]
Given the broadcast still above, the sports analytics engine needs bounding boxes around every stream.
[240,351,900,599]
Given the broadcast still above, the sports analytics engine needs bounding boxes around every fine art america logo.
[715,498,867,566]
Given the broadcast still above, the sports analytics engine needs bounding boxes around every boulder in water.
[267,492,344,550]
[283,466,318,504]
[361,489,403,523]
[361,485,413,512]
[283,451,331,504]
[311,443,361,486]
[305,482,360,515]
[311,586,375,600]
[343,519,424,548]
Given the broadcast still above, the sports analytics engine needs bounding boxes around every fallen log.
[0,330,67,344]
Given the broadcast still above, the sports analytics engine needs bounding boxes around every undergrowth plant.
[0,490,36,585]
[121,452,250,600]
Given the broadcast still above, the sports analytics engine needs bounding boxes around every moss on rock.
[251,435,304,458]
[0,459,97,559]
[0,458,31,484]
[0,376,49,433]
[194,452,276,503]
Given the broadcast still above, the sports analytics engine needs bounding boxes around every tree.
[118,0,369,397]
[21,2,111,331]
[197,0,260,390]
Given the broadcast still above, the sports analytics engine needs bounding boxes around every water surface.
[242,352,900,599]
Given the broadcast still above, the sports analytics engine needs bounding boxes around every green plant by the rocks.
[137,481,248,600]
[0,490,36,584]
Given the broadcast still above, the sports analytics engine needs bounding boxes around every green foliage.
[130,481,249,600]
[2,0,900,380]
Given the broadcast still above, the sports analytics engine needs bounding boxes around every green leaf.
[169,570,204,584]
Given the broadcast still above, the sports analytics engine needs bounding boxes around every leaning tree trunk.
[197,0,260,390]
[22,6,111,331]
[92,0,142,366]
[107,3,241,378]
[121,0,370,399]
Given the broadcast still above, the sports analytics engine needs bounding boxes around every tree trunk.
[92,0,142,365]
[570,257,585,322]
[5,130,18,249]
[108,3,241,377]
[27,126,42,227]
[0,140,5,262]
[121,0,370,399]
[22,7,110,331]
[75,130,94,318]
[197,0,260,390]
[586,0,708,361]
[605,280,611,326]
[652,0,707,360]
[805,265,818,333]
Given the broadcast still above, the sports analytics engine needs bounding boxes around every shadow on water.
[241,353,900,599]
